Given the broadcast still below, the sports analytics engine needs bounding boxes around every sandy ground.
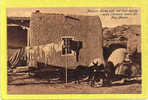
[8,76,141,94]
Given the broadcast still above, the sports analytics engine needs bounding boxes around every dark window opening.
[62,37,73,55]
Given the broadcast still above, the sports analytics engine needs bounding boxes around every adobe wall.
[29,12,104,69]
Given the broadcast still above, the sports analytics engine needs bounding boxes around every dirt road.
[8,80,141,94]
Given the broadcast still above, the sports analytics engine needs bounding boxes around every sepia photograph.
[7,7,141,94]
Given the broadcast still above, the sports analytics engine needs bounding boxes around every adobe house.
[28,11,104,69]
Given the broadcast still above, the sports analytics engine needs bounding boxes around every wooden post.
[66,56,68,84]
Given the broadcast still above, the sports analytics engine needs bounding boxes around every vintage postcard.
[7,7,141,94]
[1,0,148,99]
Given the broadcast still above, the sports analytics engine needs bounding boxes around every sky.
[7,7,141,27]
